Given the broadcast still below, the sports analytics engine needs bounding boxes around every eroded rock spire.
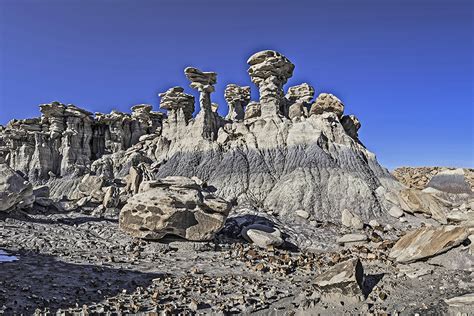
[247,50,294,117]
[184,67,219,140]
[224,84,251,121]
[159,86,195,124]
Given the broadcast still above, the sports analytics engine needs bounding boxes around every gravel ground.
[0,208,472,315]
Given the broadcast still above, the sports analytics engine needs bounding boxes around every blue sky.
[0,0,472,169]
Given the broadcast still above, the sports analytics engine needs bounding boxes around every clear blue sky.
[0,0,472,169]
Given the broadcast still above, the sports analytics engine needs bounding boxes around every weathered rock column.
[184,67,218,140]
[159,87,195,124]
[247,50,294,118]
[285,83,315,119]
[224,84,251,121]
[159,86,195,139]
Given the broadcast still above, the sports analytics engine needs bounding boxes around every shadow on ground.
[363,273,385,297]
[0,250,162,314]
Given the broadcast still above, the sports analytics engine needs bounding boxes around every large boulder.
[241,224,284,248]
[119,176,231,241]
[0,163,34,211]
[389,225,469,264]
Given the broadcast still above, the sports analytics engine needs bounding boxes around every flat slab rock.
[444,293,474,308]
[314,258,364,296]
[336,233,367,244]
[389,225,469,264]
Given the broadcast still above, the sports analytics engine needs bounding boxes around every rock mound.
[1,50,405,223]
[119,176,231,241]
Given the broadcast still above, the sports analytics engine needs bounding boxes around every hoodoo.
[0,50,402,224]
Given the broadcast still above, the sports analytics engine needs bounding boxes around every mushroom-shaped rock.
[130,104,163,137]
[224,84,251,120]
[310,93,344,118]
[184,67,219,140]
[184,67,217,93]
[341,115,361,139]
[159,86,195,123]
[247,50,294,117]
[119,177,231,241]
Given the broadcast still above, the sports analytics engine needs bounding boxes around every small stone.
[188,299,199,311]
[295,209,310,219]
[341,209,364,230]
[388,206,404,218]
[369,219,380,228]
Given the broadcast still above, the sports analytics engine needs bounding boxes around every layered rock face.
[0,50,402,223]
[0,102,163,181]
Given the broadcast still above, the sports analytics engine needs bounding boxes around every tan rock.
[397,189,448,224]
[389,225,469,263]
[310,93,344,118]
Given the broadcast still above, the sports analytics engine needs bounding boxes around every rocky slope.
[393,166,474,192]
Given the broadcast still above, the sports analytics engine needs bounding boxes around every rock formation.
[285,83,315,119]
[247,50,294,117]
[341,115,361,140]
[224,84,251,121]
[1,49,473,316]
[0,101,163,181]
[0,163,34,211]
[310,93,345,118]
[159,87,194,124]
[119,176,231,240]
[0,50,405,224]
[184,67,219,140]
